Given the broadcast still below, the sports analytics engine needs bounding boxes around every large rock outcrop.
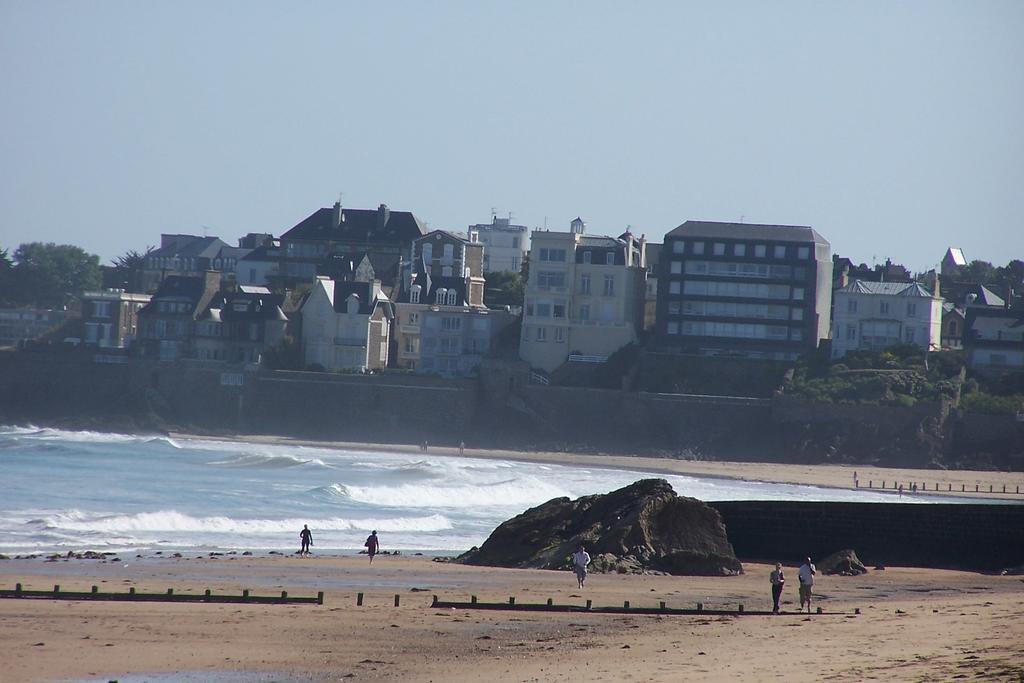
[457,479,742,576]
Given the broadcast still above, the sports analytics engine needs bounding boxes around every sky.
[1,1,1022,272]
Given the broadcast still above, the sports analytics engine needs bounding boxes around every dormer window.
[346,294,360,314]
[410,285,421,304]
[447,289,458,305]
[436,288,447,304]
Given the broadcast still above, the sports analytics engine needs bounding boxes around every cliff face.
[457,479,743,576]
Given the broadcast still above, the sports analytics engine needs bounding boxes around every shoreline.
[172,430,1024,502]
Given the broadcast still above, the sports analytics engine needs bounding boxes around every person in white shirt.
[571,545,591,589]
[798,557,816,612]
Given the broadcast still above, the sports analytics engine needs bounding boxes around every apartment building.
[520,218,647,373]
[469,215,528,273]
[655,221,832,360]
[831,280,942,357]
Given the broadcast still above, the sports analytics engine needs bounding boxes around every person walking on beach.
[299,524,313,557]
[572,544,591,589]
[769,562,786,613]
[798,557,816,613]
[365,530,379,564]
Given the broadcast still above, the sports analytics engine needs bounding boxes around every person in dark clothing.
[299,525,313,557]
[769,562,786,613]
[365,530,379,563]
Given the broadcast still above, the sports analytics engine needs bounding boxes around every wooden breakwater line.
[0,583,324,605]
[428,595,851,617]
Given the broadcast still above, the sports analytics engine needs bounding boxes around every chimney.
[332,201,342,229]
[377,204,390,231]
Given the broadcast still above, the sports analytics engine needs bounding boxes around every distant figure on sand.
[459,441,465,456]
[299,525,313,557]
[769,562,786,613]
[898,483,904,498]
[798,557,816,613]
[572,544,591,589]
[365,530,379,563]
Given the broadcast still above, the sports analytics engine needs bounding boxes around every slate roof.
[973,285,1005,308]
[945,247,967,266]
[281,205,425,244]
[331,281,393,318]
[139,275,218,317]
[839,280,934,297]
[396,270,470,306]
[149,236,229,260]
[667,220,829,245]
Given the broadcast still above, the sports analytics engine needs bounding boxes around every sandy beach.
[1,553,1022,682]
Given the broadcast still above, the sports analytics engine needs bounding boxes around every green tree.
[9,242,101,308]
[959,259,997,284]
[484,270,525,308]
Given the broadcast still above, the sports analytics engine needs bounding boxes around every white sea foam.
[31,509,453,534]
[339,477,571,509]
[206,453,326,469]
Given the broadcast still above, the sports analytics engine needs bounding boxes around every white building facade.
[831,280,942,358]
[300,276,393,372]
[469,216,528,273]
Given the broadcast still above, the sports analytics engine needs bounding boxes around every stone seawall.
[710,500,1024,571]
[0,351,1020,468]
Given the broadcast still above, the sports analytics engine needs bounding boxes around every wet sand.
[1,554,1022,682]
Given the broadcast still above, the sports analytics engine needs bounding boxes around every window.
[670,261,682,274]
[904,327,916,343]
[447,290,458,305]
[538,271,566,289]
[606,252,615,265]
[847,299,858,313]
[947,320,958,335]
[538,248,566,262]
[536,326,546,342]
[442,244,454,263]
[685,260,792,279]
[684,280,790,300]
[442,317,461,331]
[422,243,433,262]
[798,246,810,259]
[672,241,685,254]
[791,308,804,321]
[792,288,804,301]
[846,325,856,340]
[92,301,112,318]
[791,328,803,341]
[442,266,453,277]
[435,288,446,304]
[669,281,681,294]
[793,267,806,280]
[774,246,787,259]
[880,301,890,314]
[907,303,917,317]
[379,342,387,362]
[583,251,592,264]
[554,327,565,343]
[603,276,615,296]
[553,303,566,318]
[579,304,590,320]
[410,285,421,304]
[755,245,766,258]
[580,274,591,294]
[512,237,520,248]
[667,321,680,335]
[734,244,746,256]
[692,242,705,255]
[404,337,417,353]
[536,303,551,317]
[713,243,725,256]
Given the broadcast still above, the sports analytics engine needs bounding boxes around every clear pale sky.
[1,1,1021,272]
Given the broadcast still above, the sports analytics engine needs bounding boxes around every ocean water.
[0,425,984,555]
